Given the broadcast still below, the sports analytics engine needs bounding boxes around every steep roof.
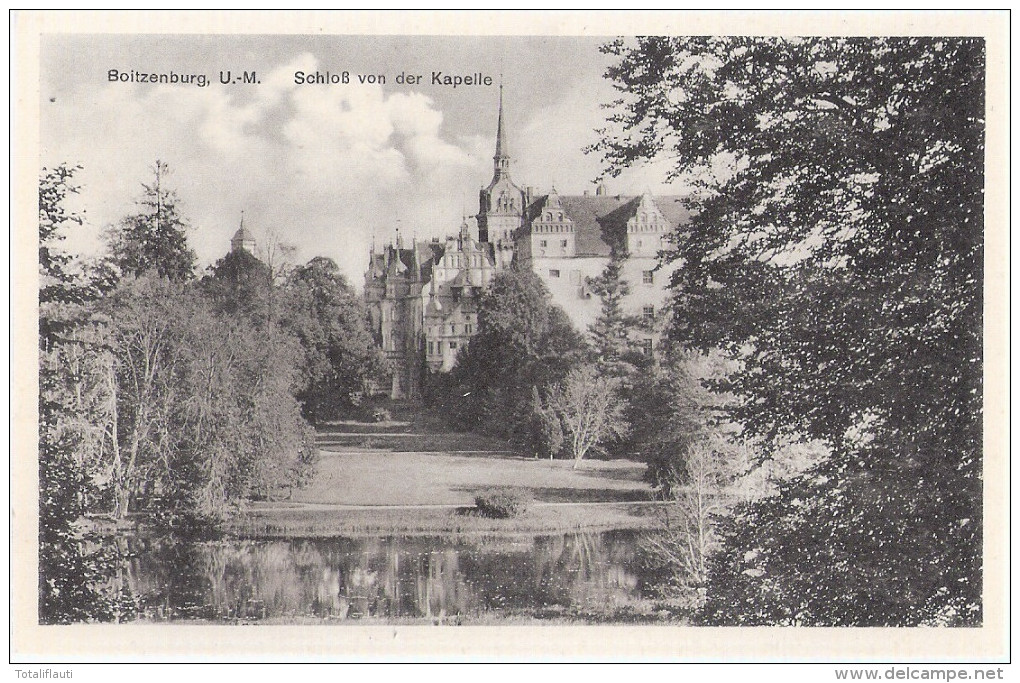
[367,240,444,284]
[526,194,692,257]
[232,225,253,242]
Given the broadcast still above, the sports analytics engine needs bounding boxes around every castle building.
[364,87,689,398]
[231,215,257,254]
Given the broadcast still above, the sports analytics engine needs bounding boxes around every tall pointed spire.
[495,82,507,157]
[493,81,510,175]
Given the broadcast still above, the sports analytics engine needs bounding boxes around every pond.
[123,530,664,622]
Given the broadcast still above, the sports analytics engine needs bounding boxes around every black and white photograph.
[12,10,1008,664]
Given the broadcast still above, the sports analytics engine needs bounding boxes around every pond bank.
[228,500,665,539]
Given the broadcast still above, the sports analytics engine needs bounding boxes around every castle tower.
[230,213,256,254]
[477,84,525,266]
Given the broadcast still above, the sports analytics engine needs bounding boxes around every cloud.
[42,52,489,285]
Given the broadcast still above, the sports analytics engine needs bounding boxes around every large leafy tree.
[594,37,984,624]
[546,364,629,468]
[39,164,132,622]
[97,275,313,524]
[106,160,196,282]
[283,257,386,423]
[203,248,274,323]
[439,268,588,439]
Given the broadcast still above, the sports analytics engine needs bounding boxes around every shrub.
[474,487,531,518]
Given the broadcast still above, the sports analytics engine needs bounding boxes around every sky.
[40,34,686,285]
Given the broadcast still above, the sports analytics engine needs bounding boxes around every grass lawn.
[292,449,651,506]
[229,414,661,537]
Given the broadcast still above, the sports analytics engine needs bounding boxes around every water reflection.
[126,531,646,622]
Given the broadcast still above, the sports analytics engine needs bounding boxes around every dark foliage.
[474,487,532,518]
[431,268,588,444]
[203,248,274,322]
[105,160,197,282]
[39,164,133,623]
[595,36,984,625]
[282,256,387,423]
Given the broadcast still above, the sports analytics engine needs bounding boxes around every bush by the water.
[474,487,531,518]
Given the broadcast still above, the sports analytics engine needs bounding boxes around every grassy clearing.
[234,411,658,537]
[293,449,650,507]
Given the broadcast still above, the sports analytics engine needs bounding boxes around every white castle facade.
[364,88,689,398]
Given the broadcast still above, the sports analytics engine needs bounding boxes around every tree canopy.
[204,248,274,322]
[436,268,588,440]
[282,256,386,422]
[106,160,197,282]
[586,250,647,377]
[595,36,984,625]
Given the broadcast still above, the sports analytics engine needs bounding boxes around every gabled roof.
[526,194,692,257]
[367,240,442,284]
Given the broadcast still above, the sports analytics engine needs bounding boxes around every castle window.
[465,324,473,334]
[637,239,643,248]
[643,305,655,323]
[640,338,653,356]
[561,240,568,249]
[540,239,547,248]
[428,341,434,355]
[450,324,456,334]
[449,341,458,350]
[549,269,560,278]
[558,213,563,221]
[546,213,553,221]
[642,270,654,284]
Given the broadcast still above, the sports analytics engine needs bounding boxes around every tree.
[439,268,588,441]
[587,249,643,377]
[96,275,313,525]
[527,386,564,460]
[547,364,629,468]
[39,163,87,312]
[203,248,274,323]
[283,257,386,423]
[595,37,984,624]
[628,349,727,494]
[106,160,196,281]
[641,434,747,607]
[38,164,132,622]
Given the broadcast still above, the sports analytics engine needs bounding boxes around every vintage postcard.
[11,11,1009,662]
